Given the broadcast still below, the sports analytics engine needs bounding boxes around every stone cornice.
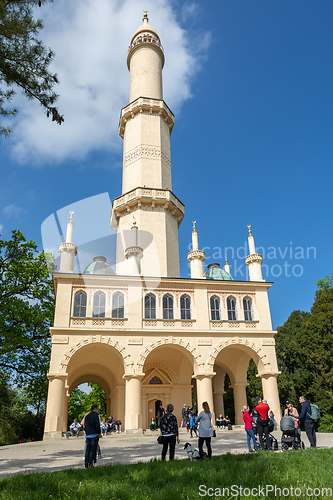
[58,242,77,256]
[119,97,174,138]
[111,187,184,229]
[187,250,205,263]
[125,246,143,260]
[245,253,263,266]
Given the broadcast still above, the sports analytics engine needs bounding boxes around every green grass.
[1,449,332,499]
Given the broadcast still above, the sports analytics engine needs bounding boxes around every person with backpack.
[253,396,272,451]
[298,396,317,448]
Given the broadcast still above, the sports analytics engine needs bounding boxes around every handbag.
[157,435,163,444]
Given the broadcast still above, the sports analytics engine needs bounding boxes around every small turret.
[58,211,78,273]
[245,225,264,281]
[224,257,231,275]
[124,218,143,275]
[187,221,205,278]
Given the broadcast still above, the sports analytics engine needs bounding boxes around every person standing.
[159,404,180,461]
[299,396,316,448]
[284,401,299,429]
[157,403,165,428]
[189,413,198,438]
[84,404,101,468]
[253,396,272,451]
[242,406,258,452]
[181,404,187,428]
[196,401,213,459]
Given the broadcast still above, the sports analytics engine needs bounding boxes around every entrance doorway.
[147,399,162,427]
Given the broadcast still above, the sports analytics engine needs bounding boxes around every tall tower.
[111,13,184,277]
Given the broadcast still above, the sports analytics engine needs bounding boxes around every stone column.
[62,392,70,433]
[232,382,248,425]
[124,374,144,434]
[43,374,67,439]
[213,390,225,418]
[195,374,215,423]
[261,373,281,426]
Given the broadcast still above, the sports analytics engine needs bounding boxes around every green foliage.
[67,384,107,427]
[318,414,333,433]
[0,0,63,136]
[275,280,333,418]
[316,273,333,292]
[246,359,262,408]
[0,230,55,441]
[223,373,235,423]
[0,449,333,499]
[0,372,44,444]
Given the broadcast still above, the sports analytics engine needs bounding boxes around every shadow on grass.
[0,449,332,499]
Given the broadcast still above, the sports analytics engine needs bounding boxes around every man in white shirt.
[69,419,81,437]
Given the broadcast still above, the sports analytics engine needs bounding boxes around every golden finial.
[247,224,252,235]
[69,211,74,222]
[225,256,228,264]
[132,216,137,226]
[143,10,148,22]
[192,220,196,231]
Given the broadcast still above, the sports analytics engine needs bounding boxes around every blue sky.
[0,0,332,330]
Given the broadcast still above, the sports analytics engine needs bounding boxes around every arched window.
[73,291,87,318]
[112,292,124,319]
[180,294,191,320]
[163,294,174,320]
[227,296,237,321]
[93,291,105,318]
[145,293,156,319]
[210,295,221,321]
[243,297,253,321]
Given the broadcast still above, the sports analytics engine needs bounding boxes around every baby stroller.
[280,416,304,451]
[253,420,278,451]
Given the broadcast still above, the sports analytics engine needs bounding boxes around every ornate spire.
[192,220,196,231]
[247,224,252,235]
[69,210,74,222]
[143,10,148,23]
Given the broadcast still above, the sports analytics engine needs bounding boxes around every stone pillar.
[62,392,70,433]
[232,382,248,425]
[124,375,144,434]
[195,374,215,423]
[43,374,67,439]
[261,373,282,427]
[213,390,225,418]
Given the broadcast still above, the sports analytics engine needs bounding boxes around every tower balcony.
[111,187,184,230]
[119,97,174,138]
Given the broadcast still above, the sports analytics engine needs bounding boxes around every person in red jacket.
[253,396,272,451]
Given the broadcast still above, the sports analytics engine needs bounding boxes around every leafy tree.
[275,277,333,417]
[68,383,107,427]
[246,359,262,408]
[0,0,63,136]
[0,230,55,439]
[223,374,235,423]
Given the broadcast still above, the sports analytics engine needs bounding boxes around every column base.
[43,431,63,440]
[125,429,144,436]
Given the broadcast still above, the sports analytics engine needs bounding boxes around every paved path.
[1,429,332,479]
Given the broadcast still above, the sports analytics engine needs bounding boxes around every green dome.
[204,263,233,281]
[83,256,116,276]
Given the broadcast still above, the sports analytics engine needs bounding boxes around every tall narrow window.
[73,291,87,317]
[210,296,221,320]
[180,294,191,320]
[227,296,237,321]
[93,291,105,318]
[163,294,174,320]
[145,293,156,319]
[112,292,124,319]
[243,297,253,321]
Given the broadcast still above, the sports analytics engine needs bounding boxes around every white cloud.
[0,224,3,233]
[7,0,210,165]
[2,204,26,218]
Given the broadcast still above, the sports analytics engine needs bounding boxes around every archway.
[142,344,195,428]
[64,342,126,432]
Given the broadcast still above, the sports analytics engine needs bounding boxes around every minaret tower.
[58,211,77,273]
[245,225,264,281]
[111,12,184,277]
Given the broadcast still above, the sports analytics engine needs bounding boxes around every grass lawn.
[0,449,332,499]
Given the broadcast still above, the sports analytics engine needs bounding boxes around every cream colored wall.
[44,275,281,438]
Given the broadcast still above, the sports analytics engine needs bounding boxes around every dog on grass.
[184,442,200,461]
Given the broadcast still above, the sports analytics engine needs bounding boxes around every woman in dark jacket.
[159,404,180,461]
